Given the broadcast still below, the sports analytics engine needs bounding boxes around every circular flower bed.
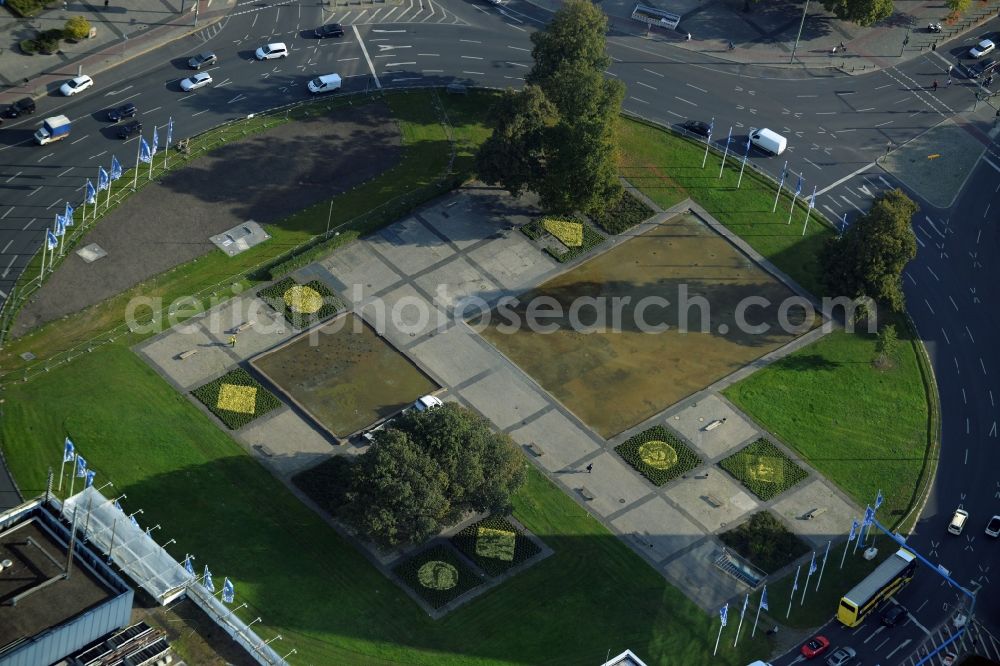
[283,285,323,314]
[639,440,678,470]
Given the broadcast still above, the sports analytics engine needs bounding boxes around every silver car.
[180,72,213,91]
[826,647,856,666]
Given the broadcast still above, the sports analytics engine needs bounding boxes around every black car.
[118,119,143,140]
[881,604,907,626]
[108,103,137,123]
[314,23,345,38]
[681,120,712,137]
[4,97,36,119]
[187,51,218,69]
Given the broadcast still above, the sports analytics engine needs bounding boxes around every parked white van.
[307,73,342,94]
[749,128,787,156]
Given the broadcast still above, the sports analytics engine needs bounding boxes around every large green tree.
[343,404,524,548]
[820,0,893,26]
[476,0,625,216]
[820,188,917,311]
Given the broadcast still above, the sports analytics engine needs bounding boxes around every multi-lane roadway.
[1,0,998,663]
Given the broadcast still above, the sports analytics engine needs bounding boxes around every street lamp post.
[789,0,810,65]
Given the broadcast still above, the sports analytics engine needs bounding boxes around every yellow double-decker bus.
[837,547,917,627]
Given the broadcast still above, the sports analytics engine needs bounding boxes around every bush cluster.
[588,190,654,235]
[258,277,346,328]
[521,216,606,263]
[614,425,701,486]
[719,511,810,574]
[191,368,282,430]
[393,544,482,609]
[450,516,541,577]
[718,438,809,501]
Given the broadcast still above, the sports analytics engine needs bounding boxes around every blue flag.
[114,500,122,512]
[222,577,235,603]
[85,179,97,204]
[152,126,159,156]
[76,455,87,477]
[166,117,174,148]
[139,137,152,164]
[875,489,884,510]
[85,469,96,488]
[719,603,728,627]
[55,216,65,237]
[848,518,859,542]
[840,212,848,236]
[862,505,875,527]
[203,565,215,593]
[98,166,110,191]
[63,437,75,462]
[46,229,58,250]
[808,551,817,575]
[760,586,769,611]
[744,136,752,155]
[795,174,803,196]
[184,556,195,576]
[110,155,123,181]
[808,186,817,209]
[130,514,140,529]
[64,203,74,227]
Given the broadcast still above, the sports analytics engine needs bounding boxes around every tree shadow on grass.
[775,354,841,372]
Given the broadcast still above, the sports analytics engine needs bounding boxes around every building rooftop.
[0,512,116,651]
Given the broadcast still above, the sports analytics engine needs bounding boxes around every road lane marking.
[58,167,74,177]
[629,96,648,104]
[642,67,663,77]
[505,61,528,67]
[22,217,36,230]
[37,152,55,163]
[354,24,382,89]
[507,45,529,51]
[637,81,656,90]
[686,83,707,92]
[88,150,107,160]
[385,62,417,66]
[460,38,481,43]
[70,135,90,145]
[674,96,695,106]
[5,171,22,183]
[461,55,484,59]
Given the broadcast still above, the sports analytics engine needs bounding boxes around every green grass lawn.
[723,316,930,524]
[0,344,771,666]
[618,119,832,297]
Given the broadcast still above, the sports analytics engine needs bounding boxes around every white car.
[970,39,996,58]
[180,72,213,91]
[413,395,443,412]
[255,42,289,60]
[987,515,1000,537]
[825,647,856,666]
[59,75,93,96]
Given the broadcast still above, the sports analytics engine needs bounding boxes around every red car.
[801,635,831,659]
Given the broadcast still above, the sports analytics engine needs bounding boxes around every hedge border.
[191,367,282,430]
[718,437,809,501]
[614,425,702,486]
[393,543,483,609]
[449,515,541,577]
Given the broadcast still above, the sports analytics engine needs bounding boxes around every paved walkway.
[137,184,863,614]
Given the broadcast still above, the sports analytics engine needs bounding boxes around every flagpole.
[786,187,798,224]
[718,127,732,178]
[133,137,142,190]
[39,239,47,283]
[737,145,750,189]
[751,587,765,637]
[802,188,815,236]
[68,453,78,498]
[701,118,714,168]
[801,554,814,605]
[58,216,65,256]
[733,595,748,647]
[772,161,787,212]
[81,186,87,225]
[840,533,851,569]
[58,451,67,493]
[713,621,724,656]
[786,565,800,618]
[149,126,156,180]
[816,541,831,591]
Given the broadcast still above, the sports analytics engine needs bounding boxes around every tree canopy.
[820,0,893,26]
[476,0,625,216]
[343,404,525,548]
[820,188,917,311]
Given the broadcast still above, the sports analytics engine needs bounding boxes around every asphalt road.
[0,1,998,663]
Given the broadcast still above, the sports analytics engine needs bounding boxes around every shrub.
[257,277,345,328]
[191,368,282,430]
[6,0,50,18]
[393,544,483,609]
[719,511,810,574]
[450,516,542,577]
[36,28,63,54]
[718,438,808,501]
[588,190,655,235]
[521,216,606,263]
[64,16,91,41]
[19,39,38,55]
[614,425,701,486]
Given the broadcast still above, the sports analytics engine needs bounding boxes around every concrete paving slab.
[458,366,550,430]
[666,394,760,460]
[319,241,402,302]
[668,473,759,533]
[357,282,445,350]
[466,231,555,294]
[137,324,232,391]
[770,479,859,549]
[414,256,497,312]
[508,409,603,474]
[203,297,296,359]
[367,216,455,276]
[663,539,746,612]
[612,496,705,562]
[555,451,655,518]
[238,409,342,478]
[419,199,492,251]
[407,324,502,387]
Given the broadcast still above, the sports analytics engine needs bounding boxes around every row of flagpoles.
[714,488,886,656]
[39,118,176,284]
[698,118,823,237]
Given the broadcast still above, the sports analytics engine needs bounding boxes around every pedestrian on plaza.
[104,0,109,7]
[831,46,838,55]
[839,41,846,50]
[947,77,953,86]
[686,32,692,41]
[586,463,593,474]
[948,64,953,75]
[228,335,237,348]
[932,79,939,91]
[728,40,735,50]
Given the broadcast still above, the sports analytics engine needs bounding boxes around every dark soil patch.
[11,102,402,338]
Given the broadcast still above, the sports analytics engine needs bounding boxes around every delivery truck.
[35,115,71,145]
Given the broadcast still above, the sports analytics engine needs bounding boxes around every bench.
[704,494,724,508]
[703,418,727,431]
[579,487,595,501]
[234,320,255,333]
[526,443,544,457]
[253,444,275,458]
[802,507,827,521]
[177,349,199,360]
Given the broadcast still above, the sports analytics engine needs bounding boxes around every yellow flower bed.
[639,440,678,470]
[216,384,258,414]
[746,456,784,484]
[283,285,324,314]
[417,560,459,590]
[542,218,583,247]
[475,526,516,561]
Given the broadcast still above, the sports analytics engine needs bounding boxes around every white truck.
[34,115,71,145]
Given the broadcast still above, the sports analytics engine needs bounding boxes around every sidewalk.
[0,0,233,105]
